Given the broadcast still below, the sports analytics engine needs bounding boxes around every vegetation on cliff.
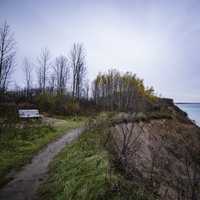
[39,109,200,200]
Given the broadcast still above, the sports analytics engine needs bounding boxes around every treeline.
[0,21,88,100]
[22,43,88,99]
[92,69,156,112]
[34,44,88,99]
[0,21,157,115]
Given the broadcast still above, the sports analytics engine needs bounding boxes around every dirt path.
[0,128,84,200]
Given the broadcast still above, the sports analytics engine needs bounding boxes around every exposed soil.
[111,119,200,200]
[0,128,84,200]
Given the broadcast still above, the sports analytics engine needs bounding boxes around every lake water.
[176,103,200,126]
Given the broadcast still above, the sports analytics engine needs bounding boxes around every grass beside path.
[39,129,118,200]
[0,116,86,187]
[39,114,154,200]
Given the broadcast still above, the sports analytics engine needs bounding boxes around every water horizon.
[176,103,200,126]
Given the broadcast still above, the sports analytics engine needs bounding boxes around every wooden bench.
[18,109,41,119]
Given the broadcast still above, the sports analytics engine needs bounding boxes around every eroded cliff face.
[109,118,200,200]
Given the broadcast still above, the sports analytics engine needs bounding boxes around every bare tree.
[84,80,89,100]
[70,43,86,99]
[53,55,69,94]
[37,48,50,93]
[0,21,16,93]
[23,58,32,96]
[49,74,56,94]
[108,122,144,175]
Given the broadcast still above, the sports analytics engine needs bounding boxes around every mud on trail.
[0,128,84,200]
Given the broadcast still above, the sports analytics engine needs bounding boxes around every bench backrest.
[18,109,40,118]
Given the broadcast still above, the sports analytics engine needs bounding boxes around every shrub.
[0,103,18,120]
[64,100,80,115]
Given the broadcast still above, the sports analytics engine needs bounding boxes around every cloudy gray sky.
[0,0,200,102]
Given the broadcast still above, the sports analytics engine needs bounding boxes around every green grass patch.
[39,130,114,200]
[39,128,153,200]
[0,117,86,187]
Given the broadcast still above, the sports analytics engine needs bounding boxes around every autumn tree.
[92,69,155,112]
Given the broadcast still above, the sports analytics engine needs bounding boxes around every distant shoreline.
[175,102,200,104]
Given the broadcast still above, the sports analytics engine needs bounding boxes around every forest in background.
[0,21,156,118]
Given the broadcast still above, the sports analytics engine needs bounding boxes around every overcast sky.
[0,0,200,102]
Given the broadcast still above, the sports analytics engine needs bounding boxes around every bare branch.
[0,21,16,93]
